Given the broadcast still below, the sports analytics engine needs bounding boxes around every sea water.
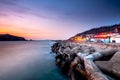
[0,41,68,80]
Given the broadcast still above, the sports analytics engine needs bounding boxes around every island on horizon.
[0,34,27,41]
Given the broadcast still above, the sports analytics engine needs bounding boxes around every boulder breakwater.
[51,41,120,80]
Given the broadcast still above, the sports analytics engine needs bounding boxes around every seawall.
[51,41,120,80]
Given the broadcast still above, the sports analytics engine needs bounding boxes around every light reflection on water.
[0,41,68,80]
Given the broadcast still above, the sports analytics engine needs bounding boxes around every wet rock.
[71,46,81,53]
[51,41,120,80]
[95,51,120,78]
[63,47,71,54]
[84,59,109,80]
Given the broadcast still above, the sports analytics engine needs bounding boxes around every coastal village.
[52,24,120,80]
[70,25,120,43]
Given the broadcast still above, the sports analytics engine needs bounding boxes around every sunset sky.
[0,0,120,40]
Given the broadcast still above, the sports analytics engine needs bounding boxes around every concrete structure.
[52,41,120,80]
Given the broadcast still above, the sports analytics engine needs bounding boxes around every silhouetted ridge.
[0,34,26,41]
[70,24,120,39]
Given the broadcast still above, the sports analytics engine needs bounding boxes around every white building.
[110,34,120,43]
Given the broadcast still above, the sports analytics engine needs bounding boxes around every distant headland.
[0,34,27,41]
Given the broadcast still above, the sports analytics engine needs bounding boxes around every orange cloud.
[0,26,26,38]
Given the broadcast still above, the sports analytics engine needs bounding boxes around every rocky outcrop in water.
[0,34,26,41]
[51,41,120,80]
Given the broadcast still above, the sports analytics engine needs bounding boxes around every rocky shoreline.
[51,41,120,80]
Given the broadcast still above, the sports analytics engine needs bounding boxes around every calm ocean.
[0,41,68,80]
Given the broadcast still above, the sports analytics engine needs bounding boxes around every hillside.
[0,34,26,41]
[69,24,120,40]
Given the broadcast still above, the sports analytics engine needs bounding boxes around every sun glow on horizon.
[0,0,119,40]
[0,13,82,40]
